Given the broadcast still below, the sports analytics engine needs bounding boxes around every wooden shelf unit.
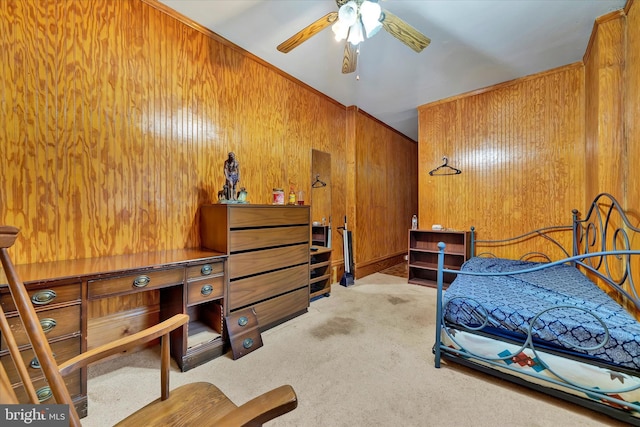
[408,229,471,288]
[311,225,330,247]
[310,246,332,299]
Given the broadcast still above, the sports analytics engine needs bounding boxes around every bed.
[433,193,640,425]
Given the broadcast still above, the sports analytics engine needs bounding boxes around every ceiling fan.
[277,0,430,74]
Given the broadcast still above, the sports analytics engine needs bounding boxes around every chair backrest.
[0,226,82,426]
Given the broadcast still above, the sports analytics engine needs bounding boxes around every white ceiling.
[158,0,626,141]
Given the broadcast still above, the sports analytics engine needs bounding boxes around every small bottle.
[288,189,297,205]
[411,214,418,230]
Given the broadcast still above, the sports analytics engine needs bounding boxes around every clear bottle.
[411,214,418,230]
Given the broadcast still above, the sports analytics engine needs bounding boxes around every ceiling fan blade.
[277,12,339,53]
[342,42,357,74]
[381,10,431,53]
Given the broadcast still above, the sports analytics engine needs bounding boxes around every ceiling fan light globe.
[347,21,364,46]
[363,20,382,38]
[359,1,381,21]
[360,1,382,38]
[338,1,358,26]
[332,20,349,41]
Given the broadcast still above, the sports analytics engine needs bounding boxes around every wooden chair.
[0,225,297,426]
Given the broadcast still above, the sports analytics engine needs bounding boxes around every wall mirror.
[311,149,331,247]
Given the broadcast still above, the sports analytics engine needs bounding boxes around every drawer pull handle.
[238,316,248,327]
[242,338,254,349]
[200,285,213,296]
[200,264,213,276]
[31,290,57,305]
[30,353,56,369]
[133,275,151,288]
[36,386,53,402]
[40,318,57,333]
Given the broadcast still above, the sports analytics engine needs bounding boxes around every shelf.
[310,274,331,285]
[409,248,466,256]
[187,320,222,350]
[407,277,438,288]
[311,226,330,247]
[408,229,470,289]
[310,247,332,299]
[409,261,463,271]
[310,260,331,269]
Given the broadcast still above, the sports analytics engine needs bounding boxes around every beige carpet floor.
[82,273,626,426]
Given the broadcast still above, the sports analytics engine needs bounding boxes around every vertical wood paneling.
[355,111,417,267]
[584,16,625,203]
[583,5,638,308]
[0,0,350,263]
[628,2,640,217]
[418,66,585,260]
[627,1,640,313]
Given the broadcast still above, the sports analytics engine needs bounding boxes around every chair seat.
[115,382,238,426]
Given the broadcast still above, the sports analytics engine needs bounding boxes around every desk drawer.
[1,337,81,385]
[88,268,184,299]
[186,262,224,280]
[229,264,309,310]
[12,370,82,403]
[0,283,81,314]
[1,305,81,350]
[187,276,224,306]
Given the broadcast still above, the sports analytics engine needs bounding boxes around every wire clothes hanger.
[312,174,327,188]
[429,156,462,176]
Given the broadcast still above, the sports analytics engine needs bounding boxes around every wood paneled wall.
[584,11,626,204]
[582,0,638,310]
[582,0,639,223]
[418,0,638,273]
[0,0,415,276]
[627,1,640,222]
[0,0,349,264]
[352,109,418,275]
[418,65,585,260]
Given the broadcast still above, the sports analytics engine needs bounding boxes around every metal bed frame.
[434,193,640,425]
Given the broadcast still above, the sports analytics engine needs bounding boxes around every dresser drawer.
[229,264,309,310]
[88,268,184,299]
[187,275,224,306]
[250,287,309,330]
[228,206,309,228]
[230,226,309,252]
[229,244,309,280]
[186,262,224,280]
[1,305,81,350]
[1,337,81,385]
[12,370,82,403]
[0,282,81,314]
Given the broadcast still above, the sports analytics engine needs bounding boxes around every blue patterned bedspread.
[443,257,640,370]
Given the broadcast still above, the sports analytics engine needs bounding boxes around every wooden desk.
[0,249,227,418]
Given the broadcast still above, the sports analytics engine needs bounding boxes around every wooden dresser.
[200,204,310,330]
[0,249,226,418]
